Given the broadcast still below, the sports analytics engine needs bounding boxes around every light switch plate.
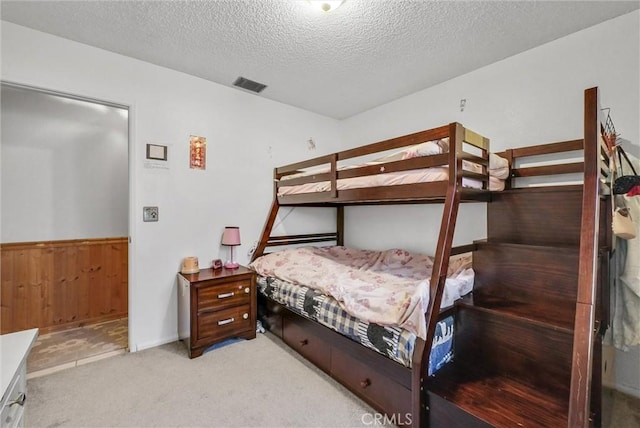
[143,206,159,222]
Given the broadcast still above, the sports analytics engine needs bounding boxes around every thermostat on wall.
[143,206,159,222]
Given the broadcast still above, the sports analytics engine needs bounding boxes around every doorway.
[0,82,130,376]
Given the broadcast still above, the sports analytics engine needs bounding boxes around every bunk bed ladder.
[568,86,605,427]
[426,88,609,427]
[253,199,280,261]
[418,122,466,424]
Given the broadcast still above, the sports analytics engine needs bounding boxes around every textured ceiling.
[1,1,638,119]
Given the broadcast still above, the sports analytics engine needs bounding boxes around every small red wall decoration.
[190,135,206,170]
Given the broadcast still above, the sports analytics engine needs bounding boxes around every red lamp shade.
[221,227,241,268]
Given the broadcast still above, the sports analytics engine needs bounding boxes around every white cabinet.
[1,329,38,428]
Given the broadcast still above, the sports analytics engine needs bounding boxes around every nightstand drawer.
[196,304,252,343]
[197,279,252,312]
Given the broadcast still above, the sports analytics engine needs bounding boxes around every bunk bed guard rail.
[273,123,490,205]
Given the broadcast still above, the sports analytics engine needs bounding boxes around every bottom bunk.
[258,295,450,424]
[257,276,454,372]
[250,246,472,425]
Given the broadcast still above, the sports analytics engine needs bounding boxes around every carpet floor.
[25,333,374,427]
[25,331,640,427]
[602,387,640,428]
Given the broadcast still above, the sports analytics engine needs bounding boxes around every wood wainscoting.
[1,237,128,334]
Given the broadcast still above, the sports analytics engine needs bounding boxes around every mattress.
[250,246,474,340]
[258,275,453,373]
[277,153,509,196]
[278,166,483,195]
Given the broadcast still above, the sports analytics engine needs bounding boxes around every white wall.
[1,88,129,243]
[1,145,54,240]
[1,21,342,351]
[2,9,639,396]
[341,11,640,397]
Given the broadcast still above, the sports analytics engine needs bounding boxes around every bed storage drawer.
[331,347,412,419]
[283,316,331,372]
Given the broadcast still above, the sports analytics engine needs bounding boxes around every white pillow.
[489,153,510,179]
[371,138,449,163]
[401,140,444,159]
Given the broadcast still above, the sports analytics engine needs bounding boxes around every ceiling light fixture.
[308,1,344,12]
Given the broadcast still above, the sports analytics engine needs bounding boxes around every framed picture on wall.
[190,135,206,170]
[146,144,168,161]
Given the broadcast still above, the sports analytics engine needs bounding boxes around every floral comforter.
[249,246,474,339]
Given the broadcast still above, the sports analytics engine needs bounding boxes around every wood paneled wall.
[1,237,128,334]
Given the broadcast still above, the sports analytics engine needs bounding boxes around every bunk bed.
[250,122,498,426]
[250,88,608,427]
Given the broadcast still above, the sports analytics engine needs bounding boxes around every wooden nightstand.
[177,266,256,358]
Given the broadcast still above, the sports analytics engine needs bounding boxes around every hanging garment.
[612,194,640,350]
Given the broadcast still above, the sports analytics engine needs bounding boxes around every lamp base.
[224,261,239,269]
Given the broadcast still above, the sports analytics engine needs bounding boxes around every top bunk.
[274,122,506,206]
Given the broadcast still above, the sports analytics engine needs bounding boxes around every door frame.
[0,80,137,351]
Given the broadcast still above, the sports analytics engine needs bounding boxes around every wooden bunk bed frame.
[251,88,608,427]
[253,122,489,426]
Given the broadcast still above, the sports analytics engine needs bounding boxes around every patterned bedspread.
[258,275,454,374]
[250,246,473,340]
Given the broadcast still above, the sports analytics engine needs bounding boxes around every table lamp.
[221,226,241,269]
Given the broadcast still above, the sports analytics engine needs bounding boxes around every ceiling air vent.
[233,76,267,93]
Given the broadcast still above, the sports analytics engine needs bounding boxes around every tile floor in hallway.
[27,317,128,378]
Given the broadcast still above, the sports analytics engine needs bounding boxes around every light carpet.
[25,333,374,427]
[26,331,639,427]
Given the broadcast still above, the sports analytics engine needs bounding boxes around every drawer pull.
[360,379,371,389]
[217,292,235,299]
[8,392,26,407]
[244,287,250,294]
[243,313,249,320]
[218,317,235,326]
[300,339,309,346]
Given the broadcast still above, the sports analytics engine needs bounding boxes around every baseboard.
[603,381,640,400]
[603,378,616,391]
[133,335,179,352]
